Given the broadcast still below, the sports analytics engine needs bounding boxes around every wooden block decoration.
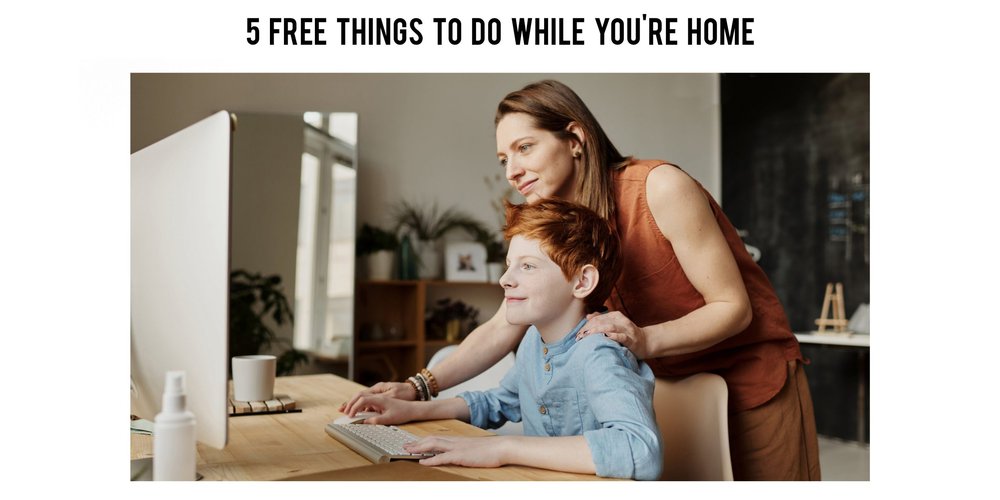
[229,394,297,415]
[277,395,296,410]
[233,400,253,414]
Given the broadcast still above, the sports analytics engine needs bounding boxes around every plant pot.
[415,239,442,280]
[486,262,505,283]
[366,250,394,281]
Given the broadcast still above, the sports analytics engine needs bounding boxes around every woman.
[343,79,820,480]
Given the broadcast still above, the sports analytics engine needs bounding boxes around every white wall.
[229,113,303,334]
[132,74,721,233]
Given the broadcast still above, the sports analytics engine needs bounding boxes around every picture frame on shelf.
[444,241,488,282]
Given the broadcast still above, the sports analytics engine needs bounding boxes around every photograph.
[445,241,488,282]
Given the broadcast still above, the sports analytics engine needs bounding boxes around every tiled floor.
[818,436,869,481]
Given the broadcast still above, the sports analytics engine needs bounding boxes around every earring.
[573,150,581,158]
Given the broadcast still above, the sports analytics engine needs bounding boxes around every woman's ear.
[572,264,599,300]
[566,122,586,153]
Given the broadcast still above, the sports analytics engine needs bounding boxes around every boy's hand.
[404,436,506,468]
[577,311,650,359]
[341,394,420,425]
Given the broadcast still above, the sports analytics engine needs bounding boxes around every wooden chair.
[653,373,734,480]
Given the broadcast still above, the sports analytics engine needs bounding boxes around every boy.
[347,199,662,480]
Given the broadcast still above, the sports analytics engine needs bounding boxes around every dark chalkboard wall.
[721,74,870,442]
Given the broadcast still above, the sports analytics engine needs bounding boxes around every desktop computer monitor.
[130,110,233,449]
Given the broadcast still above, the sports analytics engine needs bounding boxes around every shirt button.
[539,405,547,415]
[543,347,548,355]
[544,363,551,372]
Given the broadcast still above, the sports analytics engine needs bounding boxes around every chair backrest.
[653,372,734,480]
[427,345,522,435]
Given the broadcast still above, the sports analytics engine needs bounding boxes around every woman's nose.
[505,157,524,183]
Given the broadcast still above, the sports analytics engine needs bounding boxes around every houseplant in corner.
[392,200,485,280]
[229,269,309,376]
[356,223,398,281]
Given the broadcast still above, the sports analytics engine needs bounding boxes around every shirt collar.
[537,317,588,356]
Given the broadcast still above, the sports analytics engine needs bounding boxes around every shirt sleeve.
[579,336,663,481]
[457,363,523,430]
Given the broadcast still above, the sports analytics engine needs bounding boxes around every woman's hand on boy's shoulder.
[577,311,650,360]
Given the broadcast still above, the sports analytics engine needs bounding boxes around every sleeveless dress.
[607,159,804,411]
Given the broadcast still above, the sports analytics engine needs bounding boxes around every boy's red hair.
[503,199,622,313]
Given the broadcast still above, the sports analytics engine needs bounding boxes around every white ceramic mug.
[231,355,276,402]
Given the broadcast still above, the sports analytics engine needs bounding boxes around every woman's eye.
[498,158,508,168]
[519,144,531,153]
[521,263,534,270]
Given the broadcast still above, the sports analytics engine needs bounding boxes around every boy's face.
[500,235,577,327]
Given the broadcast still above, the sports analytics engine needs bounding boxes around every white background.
[3,0,998,497]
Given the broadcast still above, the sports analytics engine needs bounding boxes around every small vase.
[415,238,442,280]
[445,319,461,342]
[366,250,394,281]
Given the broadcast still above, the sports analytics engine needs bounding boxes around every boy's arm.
[405,434,596,473]
[580,337,663,480]
[457,356,523,429]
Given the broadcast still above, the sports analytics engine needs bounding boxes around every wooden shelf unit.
[353,280,503,386]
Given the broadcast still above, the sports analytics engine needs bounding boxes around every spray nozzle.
[161,370,188,413]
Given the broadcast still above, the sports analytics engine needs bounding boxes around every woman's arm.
[431,299,528,390]
[580,164,752,359]
[341,300,527,415]
[347,394,471,425]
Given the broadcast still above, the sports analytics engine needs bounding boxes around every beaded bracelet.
[414,373,432,401]
[419,368,440,398]
[407,376,427,401]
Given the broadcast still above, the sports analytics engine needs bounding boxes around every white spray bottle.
[153,371,196,480]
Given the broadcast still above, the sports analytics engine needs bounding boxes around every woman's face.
[496,112,579,204]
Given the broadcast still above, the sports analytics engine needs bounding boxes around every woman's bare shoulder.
[645,163,708,220]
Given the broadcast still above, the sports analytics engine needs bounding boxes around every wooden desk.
[131,374,605,481]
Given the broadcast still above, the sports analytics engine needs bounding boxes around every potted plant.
[356,223,398,281]
[229,269,309,376]
[391,200,484,280]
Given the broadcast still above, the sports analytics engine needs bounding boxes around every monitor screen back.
[131,110,232,449]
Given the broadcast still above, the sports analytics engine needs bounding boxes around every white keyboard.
[325,423,436,464]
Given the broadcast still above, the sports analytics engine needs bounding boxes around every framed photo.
[445,242,488,282]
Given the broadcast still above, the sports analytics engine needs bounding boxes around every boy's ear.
[572,264,600,300]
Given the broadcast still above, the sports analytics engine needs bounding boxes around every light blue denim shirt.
[458,318,663,480]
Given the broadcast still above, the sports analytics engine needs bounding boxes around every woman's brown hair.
[495,80,631,221]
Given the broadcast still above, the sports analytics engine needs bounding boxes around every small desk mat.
[228,394,299,416]
[282,460,471,481]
